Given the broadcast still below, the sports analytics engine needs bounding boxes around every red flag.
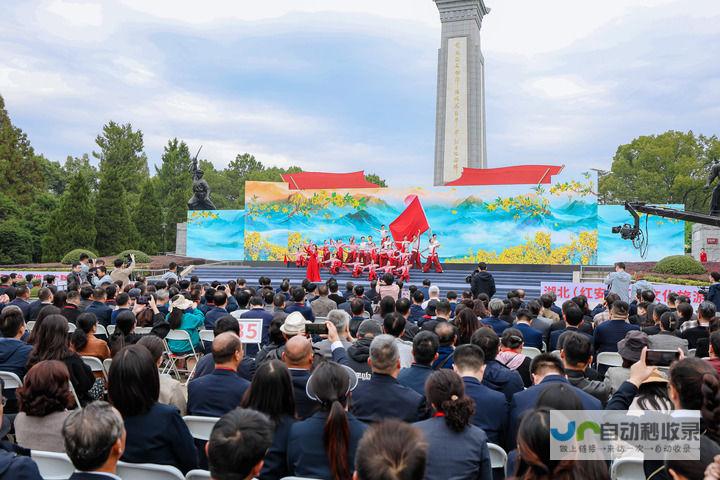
[389,195,430,246]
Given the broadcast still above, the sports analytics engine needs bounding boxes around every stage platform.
[188,264,574,299]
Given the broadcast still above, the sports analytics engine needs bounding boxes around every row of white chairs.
[522,347,626,369]
[31,450,211,480]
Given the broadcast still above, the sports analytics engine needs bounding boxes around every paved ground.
[189,265,573,298]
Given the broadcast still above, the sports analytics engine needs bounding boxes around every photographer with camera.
[702,272,720,311]
[109,253,135,288]
[467,262,496,299]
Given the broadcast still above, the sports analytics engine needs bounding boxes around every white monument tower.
[433,0,490,185]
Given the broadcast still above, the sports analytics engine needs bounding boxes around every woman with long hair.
[26,314,96,404]
[241,360,296,480]
[70,312,111,361]
[305,243,322,283]
[108,344,197,473]
[496,328,532,387]
[415,369,492,480]
[287,361,365,480]
[454,308,480,345]
[15,360,74,452]
[27,305,62,344]
[108,310,143,357]
[514,408,609,480]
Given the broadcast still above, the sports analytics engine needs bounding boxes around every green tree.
[132,178,164,254]
[42,171,97,261]
[364,172,387,187]
[155,138,193,247]
[0,95,46,203]
[0,220,33,265]
[93,121,148,194]
[94,170,136,255]
[25,192,58,261]
[599,131,720,212]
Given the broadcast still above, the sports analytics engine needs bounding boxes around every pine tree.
[94,170,136,255]
[155,138,193,247]
[93,121,149,194]
[132,178,164,254]
[41,171,96,261]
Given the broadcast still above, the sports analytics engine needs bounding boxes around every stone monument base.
[692,223,720,262]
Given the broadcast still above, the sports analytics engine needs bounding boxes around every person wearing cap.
[351,335,427,423]
[166,295,205,359]
[342,320,381,383]
[593,300,640,354]
[603,330,649,394]
[187,333,250,417]
[287,361,366,480]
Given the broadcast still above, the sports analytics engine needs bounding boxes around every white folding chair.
[186,470,211,480]
[31,451,75,480]
[542,341,547,352]
[522,347,542,359]
[82,356,108,380]
[183,416,220,441]
[116,461,185,480]
[688,349,696,358]
[550,350,562,358]
[610,456,644,480]
[199,330,215,343]
[487,442,508,476]
[597,351,623,368]
[0,371,22,390]
[95,324,108,337]
[26,321,35,332]
[68,380,82,409]
[135,326,153,335]
[103,358,113,374]
[67,322,76,333]
[107,324,116,335]
[163,329,201,379]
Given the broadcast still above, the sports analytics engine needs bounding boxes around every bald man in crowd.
[187,332,250,417]
[283,335,319,418]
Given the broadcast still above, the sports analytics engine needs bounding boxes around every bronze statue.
[706,161,720,216]
[188,146,217,210]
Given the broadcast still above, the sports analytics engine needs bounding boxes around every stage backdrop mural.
[185,174,685,264]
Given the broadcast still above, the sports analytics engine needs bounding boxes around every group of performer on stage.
[289,226,443,282]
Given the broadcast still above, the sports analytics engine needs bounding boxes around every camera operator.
[110,253,136,288]
[466,262,496,299]
[701,271,720,311]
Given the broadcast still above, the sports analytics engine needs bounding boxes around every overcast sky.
[1,0,719,186]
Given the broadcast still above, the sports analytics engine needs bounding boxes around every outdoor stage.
[188,263,575,299]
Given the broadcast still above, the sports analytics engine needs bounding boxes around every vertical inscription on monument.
[443,37,468,184]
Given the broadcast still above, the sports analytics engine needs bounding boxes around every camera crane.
[612,202,720,258]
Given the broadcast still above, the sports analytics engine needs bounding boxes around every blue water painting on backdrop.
[186,210,245,260]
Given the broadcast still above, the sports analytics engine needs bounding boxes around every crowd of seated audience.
[0,262,719,479]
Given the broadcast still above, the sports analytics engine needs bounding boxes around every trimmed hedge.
[116,249,152,264]
[652,255,706,275]
[641,275,711,287]
[61,248,99,265]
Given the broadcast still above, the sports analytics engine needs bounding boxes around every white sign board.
[237,319,263,344]
[540,282,705,309]
[443,36,468,184]
[0,270,68,288]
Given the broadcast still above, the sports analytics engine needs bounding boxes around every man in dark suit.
[6,286,31,321]
[508,353,602,448]
[28,287,53,321]
[284,287,315,321]
[83,288,112,327]
[282,334,319,419]
[550,304,593,352]
[204,290,229,330]
[351,335,427,423]
[453,344,509,449]
[481,298,510,336]
[513,309,544,350]
[337,285,373,316]
[188,332,250,417]
[407,291,426,324]
[397,331,439,396]
[62,400,126,480]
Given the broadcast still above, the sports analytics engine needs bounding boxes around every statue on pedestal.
[187,147,217,210]
[705,161,720,216]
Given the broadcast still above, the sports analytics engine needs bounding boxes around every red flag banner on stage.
[281,171,380,190]
[390,195,430,245]
[444,165,564,186]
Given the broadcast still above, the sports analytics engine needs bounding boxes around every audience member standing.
[604,262,632,302]
[470,263,496,299]
[415,369,492,480]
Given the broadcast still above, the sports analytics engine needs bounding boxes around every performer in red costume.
[305,244,322,282]
[324,257,345,275]
[295,248,307,268]
[396,260,411,282]
[409,232,422,269]
[334,239,345,263]
[423,233,443,273]
[366,261,379,281]
[346,236,357,263]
